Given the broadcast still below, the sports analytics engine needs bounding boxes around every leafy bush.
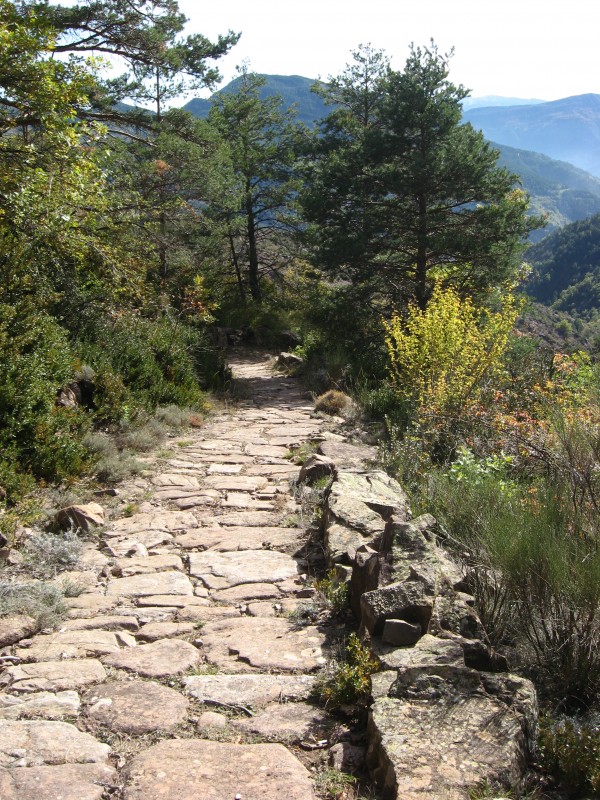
[539,717,600,796]
[313,569,350,614]
[315,633,379,708]
[0,306,90,500]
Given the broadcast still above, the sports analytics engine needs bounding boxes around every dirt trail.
[0,352,344,800]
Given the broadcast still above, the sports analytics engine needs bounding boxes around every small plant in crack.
[314,634,379,709]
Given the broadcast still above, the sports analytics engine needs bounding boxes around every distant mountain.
[184,74,329,126]
[495,142,600,239]
[526,213,600,315]
[462,96,544,112]
[183,76,600,237]
[463,94,600,177]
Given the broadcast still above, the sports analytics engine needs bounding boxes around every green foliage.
[384,284,520,455]
[302,43,541,313]
[313,570,350,614]
[527,212,600,316]
[539,717,600,796]
[208,66,303,303]
[316,633,379,708]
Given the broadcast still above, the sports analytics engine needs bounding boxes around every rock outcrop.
[320,444,538,800]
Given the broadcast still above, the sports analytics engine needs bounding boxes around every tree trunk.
[229,229,246,302]
[245,187,261,302]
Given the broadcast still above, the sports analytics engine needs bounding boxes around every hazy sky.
[178,0,599,101]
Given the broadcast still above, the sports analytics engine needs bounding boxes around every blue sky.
[178,0,600,101]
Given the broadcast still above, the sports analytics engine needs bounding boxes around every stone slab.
[112,554,183,576]
[184,673,315,707]
[106,571,193,597]
[1,660,107,693]
[232,702,329,742]
[200,617,327,672]
[123,739,315,800]
[0,719,110,767]
[175,527,299,552]
[103,638,200,677]
[14,630,134,661]
[106,511,198,535]
[136,621,196,642]
[189,550,300,587]
[0,691,80,720]
[84,680,188,734]
[0,763,116,800]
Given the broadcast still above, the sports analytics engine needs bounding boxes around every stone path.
[0,353,344,800]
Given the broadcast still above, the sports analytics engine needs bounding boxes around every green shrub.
[315,633,379,708]
[313,569,350,614]
[539,717,600,796]
[429,465,600,707]
[0,306,90,499]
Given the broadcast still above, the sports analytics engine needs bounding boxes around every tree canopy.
[302,43,543,311]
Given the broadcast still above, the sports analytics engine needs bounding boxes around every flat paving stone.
[0,719,110,767]
[14,630,135,661]
[175,526,300,552]
[2,660,107,693]
[244,444,290,458]
[151,473,201,489]
[64,595,117,618]
[207,464,243,475]
[136,621,196,641]
[105,531,174,557]
[106,571,193,597]
[231,701,329,742]
[60,616,140,633]
[214,583,282,603]
[107,511,198,535]
[214,511,284,526]
[189,550,300,586]
[0,763,116,800]
[103,638,200,677]
[112,554,183,576]
[184,673,316,707]
[200,617,327,672]
[123,739,315,800]
[204,476,268,492]
[0,691,80,720]
[84,680,188,734]
[136,594,207,608]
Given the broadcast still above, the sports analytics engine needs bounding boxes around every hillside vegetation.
[527,212,600,318]
[463,94,600,176]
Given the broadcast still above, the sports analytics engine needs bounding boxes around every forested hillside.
[463,94,600,176]
[527,212,600,314]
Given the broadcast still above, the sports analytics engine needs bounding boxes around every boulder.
[298,454,336,485]
[360,580,434,636]
[277,352,304,369]
[55,503,105,532]
[0,615,38,648]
